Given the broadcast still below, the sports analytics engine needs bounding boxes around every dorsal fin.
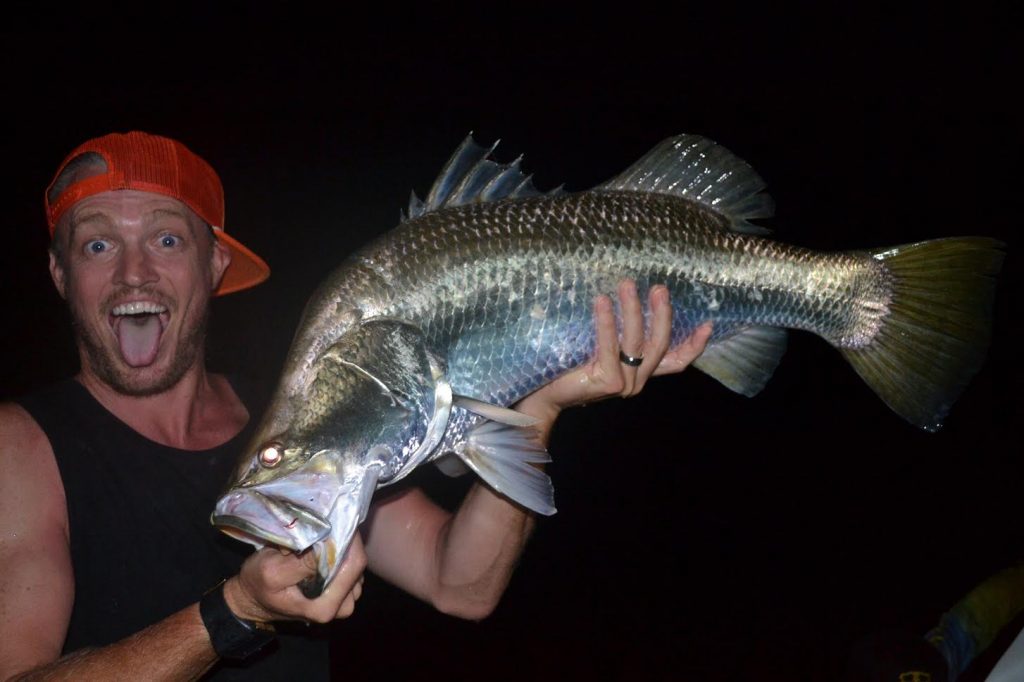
[597,134,775,235]
[402,135,564,221]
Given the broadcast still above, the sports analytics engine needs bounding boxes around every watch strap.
[199,580,276,660]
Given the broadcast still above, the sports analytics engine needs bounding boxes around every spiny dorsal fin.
[598,134,775,235]
[402,135,564,221]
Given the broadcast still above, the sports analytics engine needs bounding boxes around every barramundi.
[212,134,1004,595]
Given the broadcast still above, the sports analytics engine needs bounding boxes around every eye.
[159,234,182,248]
[86,239,110,254]
[259,442,284,468]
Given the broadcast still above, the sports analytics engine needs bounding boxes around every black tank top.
[18,379,330,681]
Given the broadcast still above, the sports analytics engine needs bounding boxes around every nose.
[115,242,158,288]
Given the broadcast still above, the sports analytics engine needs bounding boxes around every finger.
[304,591,355,624]
[335,593,357,619]
[233,548,322,622]
[320,535,367,598]
[616,280,643,395]
[291,537,367,622]
[634,285,672,393]
[253,547,318,592]
[592,294,619,373]
[292,578,360,623]
[332,565,365,620]
[654,322,713,376]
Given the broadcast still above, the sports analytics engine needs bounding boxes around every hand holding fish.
[224,535,367,624]
[514,280,712,442]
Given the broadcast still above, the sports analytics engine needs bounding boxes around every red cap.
[45,131,270,296]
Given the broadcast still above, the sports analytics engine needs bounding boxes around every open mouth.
[212,489,331,553]
[109,301,170,367]
[216,521,273,547]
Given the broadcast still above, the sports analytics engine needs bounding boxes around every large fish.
[212,134,1003,595]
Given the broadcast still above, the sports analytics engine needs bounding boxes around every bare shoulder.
[0,402,73,674]
[0,401,52,455]
[0,401,67,536]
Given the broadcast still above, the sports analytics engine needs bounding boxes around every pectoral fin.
[453,394,540,427]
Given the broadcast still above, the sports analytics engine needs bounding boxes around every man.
[0,132,711,679]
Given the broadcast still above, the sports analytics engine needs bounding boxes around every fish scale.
[350,191,877,406]
[213,133,1003,594]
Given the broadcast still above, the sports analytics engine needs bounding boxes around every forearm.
[365,363,592,619]
[364,403,556,620]
[429,480,536,619]
[8,604,216,682]
[427,396,560,619]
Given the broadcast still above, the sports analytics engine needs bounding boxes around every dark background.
[1,9,1019,680]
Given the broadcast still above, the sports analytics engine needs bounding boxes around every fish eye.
[258,442,284,468]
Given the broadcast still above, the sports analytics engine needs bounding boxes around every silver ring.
[619,350,643,367]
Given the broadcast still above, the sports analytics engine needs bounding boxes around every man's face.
[49,190,230,396]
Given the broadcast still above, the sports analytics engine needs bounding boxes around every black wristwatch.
[199,580,276,660]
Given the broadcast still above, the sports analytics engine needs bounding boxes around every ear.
[210,237,231,292]
[49,251,68,299]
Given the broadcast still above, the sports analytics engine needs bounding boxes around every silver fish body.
[341,190,890,400]
[213,134,1003,594]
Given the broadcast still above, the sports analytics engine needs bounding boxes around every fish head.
[212,438,384,597]
[213,318,446,594]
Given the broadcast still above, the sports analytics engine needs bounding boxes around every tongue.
[116,315,162,366]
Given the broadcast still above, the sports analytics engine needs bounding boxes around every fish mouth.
[212,488,331,553]
[106,299,171,367]
[213,461,381,598]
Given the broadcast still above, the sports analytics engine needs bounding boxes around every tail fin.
[841,237,1004,431]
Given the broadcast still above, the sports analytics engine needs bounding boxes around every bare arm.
[363,282,712,620]
[0,403,365,681]
[0,403,221,681]
[2,552,365,682]
[6,609,217,682]
[0,404,75,679]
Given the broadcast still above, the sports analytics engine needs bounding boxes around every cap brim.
[215,230,270,296]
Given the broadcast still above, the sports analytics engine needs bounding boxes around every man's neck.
[77,365,249,451]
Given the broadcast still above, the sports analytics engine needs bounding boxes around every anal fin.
[692,326,788,397]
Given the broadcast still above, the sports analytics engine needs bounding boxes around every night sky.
[1,11,1019,681]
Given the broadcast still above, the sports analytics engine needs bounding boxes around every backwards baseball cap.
[45,131,270,296]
